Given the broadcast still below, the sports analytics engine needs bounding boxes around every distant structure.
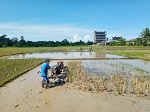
[112,36,122,41]
[94,31,106,43]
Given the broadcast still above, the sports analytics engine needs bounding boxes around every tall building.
[94,31,106,43]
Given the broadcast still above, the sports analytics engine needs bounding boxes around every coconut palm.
[141,28,150,46]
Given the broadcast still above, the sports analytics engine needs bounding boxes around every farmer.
[55,61,62,75]
[40,58,51,85]
[60,61,64,68]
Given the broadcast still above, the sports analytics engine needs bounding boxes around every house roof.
[127,38,139,42]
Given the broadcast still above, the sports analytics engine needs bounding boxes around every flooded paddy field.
[7,51,150,77]
[8,52,125,59]
[81,59,150,76]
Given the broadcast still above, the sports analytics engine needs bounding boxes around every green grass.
[0,58,43,87]
[92,46,150,61]
[0,47,49,57]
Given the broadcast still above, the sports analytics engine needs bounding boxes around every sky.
[0,0,150,42]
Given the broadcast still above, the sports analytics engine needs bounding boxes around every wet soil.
[0,61,150,112]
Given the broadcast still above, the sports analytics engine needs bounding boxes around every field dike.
[67,61,150,97]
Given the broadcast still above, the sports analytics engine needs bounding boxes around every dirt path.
[0,61,150,112]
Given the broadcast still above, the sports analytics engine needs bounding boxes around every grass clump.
[67,61,90,91]
[130,75,150,96]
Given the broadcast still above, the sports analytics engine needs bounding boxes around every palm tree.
[141,28,150,46]
[119,38,126,46]
[136,38,142,46]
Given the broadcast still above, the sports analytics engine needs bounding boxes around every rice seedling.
[0,58,43,87]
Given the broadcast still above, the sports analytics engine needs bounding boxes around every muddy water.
[8,52,125,59]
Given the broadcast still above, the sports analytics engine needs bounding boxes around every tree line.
[109,28,150,46]
[0,28,150,47]
[0,35,93,47]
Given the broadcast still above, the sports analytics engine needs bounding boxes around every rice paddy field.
[1,46,150,60]
[82,60,150,76]
[0,59,43,87]
[93,46,150,61]
[0,46,150,89]
[0,46,84,57]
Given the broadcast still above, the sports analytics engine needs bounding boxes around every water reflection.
[7,52,150,76]
[8,52,125,59]
[81,60,150,76]
[94,52,106,58]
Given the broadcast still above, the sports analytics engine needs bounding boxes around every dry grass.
[67,61,150,96]
[130,75,150,96]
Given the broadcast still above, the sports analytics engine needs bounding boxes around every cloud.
[72,34,82,42]
[0,22,93,41]
[0,21,138,42]
[83,35,92,42]
[72,34,93,42]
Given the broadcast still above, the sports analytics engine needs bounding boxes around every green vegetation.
[109,28,150,46]
[92,46,150,61]
[0,59,43,87]
[0,47,50,57]
[109,38,126,46]
[0,35,93,47]
[140,28,150,46]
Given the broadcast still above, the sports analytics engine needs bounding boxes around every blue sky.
[0,0,150,42]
